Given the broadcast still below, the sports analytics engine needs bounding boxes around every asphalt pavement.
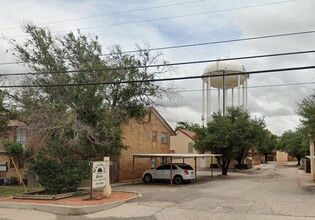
[1,161,315,220]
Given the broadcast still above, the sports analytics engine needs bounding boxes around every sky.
[0,0,315,135]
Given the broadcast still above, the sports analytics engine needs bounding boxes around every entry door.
[200,157,206,168]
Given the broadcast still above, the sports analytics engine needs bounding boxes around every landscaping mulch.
[0,191,137,206]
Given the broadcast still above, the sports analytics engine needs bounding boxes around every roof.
[177,128,196,139]
[133,153,222,158]
[149,107,176,136]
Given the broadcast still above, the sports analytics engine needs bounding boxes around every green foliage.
[175,121,201,132]
[276,129,309,165]
[4,142,24,157]
[297,94,315,137]
[256,130,278,163]
[194,107,266,175]
[8,23,171,192]
[4,141,33,159]
[0,186,25,197]
[31,149,89,193]
[0,91,10,134]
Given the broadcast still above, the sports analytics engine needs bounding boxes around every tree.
[7,23,172,192]
[256,130,277,163]
[194,107,266,175]
[276,129,309,166]
[175,121,201,132]
[297,93,315,138]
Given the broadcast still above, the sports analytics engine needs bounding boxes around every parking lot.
[1,162,315,220]
[88,162,315,220]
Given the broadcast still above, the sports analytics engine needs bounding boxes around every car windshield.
[178,164,193,170]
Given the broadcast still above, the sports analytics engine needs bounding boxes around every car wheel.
[143,174,152,183]
[173,175,183,184]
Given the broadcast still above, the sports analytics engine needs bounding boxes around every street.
[1,162,315,220]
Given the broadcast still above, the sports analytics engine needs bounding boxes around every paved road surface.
[1,162,315,219]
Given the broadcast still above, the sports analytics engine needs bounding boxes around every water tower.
[202,60,249,124]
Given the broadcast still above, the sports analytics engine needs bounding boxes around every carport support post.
[194,157,197,183]
[132,155,135,184]
[211,156,213,179]
[170,156,173,186]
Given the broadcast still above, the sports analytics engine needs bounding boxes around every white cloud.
[0,0,314,136]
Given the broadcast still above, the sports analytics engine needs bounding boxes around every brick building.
[0,120,30,184]
[117,107,176,182]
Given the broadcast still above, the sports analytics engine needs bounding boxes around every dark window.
[152,131,157,142]
[156,165,177,170]
[19,160,24,169]
[178,164,194,170]
[151,158,156,168]
[161,157,167,164]
[10,160,14,169]
[156,165,169,170]
[161,133,168,144]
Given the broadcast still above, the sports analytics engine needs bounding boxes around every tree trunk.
[264,154,268,163]
[297,156,301,166]
[220,159,230,175]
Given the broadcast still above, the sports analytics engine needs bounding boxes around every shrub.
[234,164,250,169]
[4,142,24,157]
[31,151,89,194]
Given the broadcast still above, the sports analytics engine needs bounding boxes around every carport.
[132,153,222,186]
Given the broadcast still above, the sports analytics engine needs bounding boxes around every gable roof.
[177,128,196,139]
[149,107,176,136]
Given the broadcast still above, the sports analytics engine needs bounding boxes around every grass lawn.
[0,186,42,197]
[0,186,26,197]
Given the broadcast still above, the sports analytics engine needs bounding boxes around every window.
[19,160,24,169]
[10,160,14,169]
[161,133,168,144]
[151,158,156,168]
[156,165,177,170]
[156,165,170,170]
[188,142,194,153]
[15,129,27,148]
[152,131,157,142]
[161,157,167,165]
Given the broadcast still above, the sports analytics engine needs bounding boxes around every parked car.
[142,163,195,184]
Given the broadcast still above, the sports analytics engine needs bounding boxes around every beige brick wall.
[119,111,172,181]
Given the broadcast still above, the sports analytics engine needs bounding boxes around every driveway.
[1,162,315,220]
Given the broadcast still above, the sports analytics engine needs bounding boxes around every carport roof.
[133,153,222,158]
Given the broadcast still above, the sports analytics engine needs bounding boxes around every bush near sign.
[92,161,106,188]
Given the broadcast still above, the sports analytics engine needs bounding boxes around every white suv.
[142,163,195,184]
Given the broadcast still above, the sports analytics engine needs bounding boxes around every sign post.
[90,161,106,199]
[103,157,112,198]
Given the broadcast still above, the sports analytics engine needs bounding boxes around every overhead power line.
[74,0,300,32]
[120,30,315,54]
[1,65,315,88]
[176,81,315,93]
[2,29,315,67]
[4,0,300,38]
[1,49,315,76]
[0,0,208,31]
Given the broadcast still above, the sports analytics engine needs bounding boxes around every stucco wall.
[276,151,288,162]
[170,130,218,169]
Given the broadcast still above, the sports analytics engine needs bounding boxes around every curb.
[0,191,142,215]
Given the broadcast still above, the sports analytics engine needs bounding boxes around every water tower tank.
[202,60,247,89]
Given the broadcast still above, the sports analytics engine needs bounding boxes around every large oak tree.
[194,107,267,175]
[6,23,173,192]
